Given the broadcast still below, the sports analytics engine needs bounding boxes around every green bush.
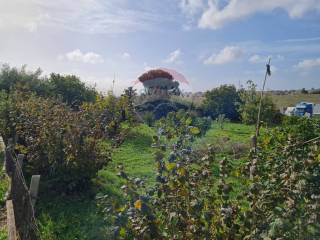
[238,80,281,125]
[46,73,97,105]
[0,92,111,192]
[246,117,320,239]
[107,113,320,239]
[202,85,240,120]
[156,110,212,137]
[142,111,155,127]
[0,64,97,105]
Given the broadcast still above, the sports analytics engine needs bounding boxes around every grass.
[37,122,255,239]
[194,122,255,148]
[37,124,157,239]
[106,124,156,182]
[193,122,254,207]
[37,195,107,240]
[271,93,320,108]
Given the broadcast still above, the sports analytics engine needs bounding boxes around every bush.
[202,85,240,120]
[156,110,212,137]
[142,112,155,127]
[0,64,97,105]
[0,93,111,192]
[106,114,320,239]
[46,73,97,105]
[238,80,281,125]
[246,117,320,239]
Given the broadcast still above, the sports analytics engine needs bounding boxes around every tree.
[202,85,240,120]
[0,65,97,105]
[0,64,43,94]
[238,80,281,125]
[47,73,97,105]
[301,88,308,94]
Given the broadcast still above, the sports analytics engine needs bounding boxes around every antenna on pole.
[255,57,271,140]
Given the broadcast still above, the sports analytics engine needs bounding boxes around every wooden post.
[6,200,17,240]
[17,154,24,169]
[251,135,257,151]
[29,175,40,208]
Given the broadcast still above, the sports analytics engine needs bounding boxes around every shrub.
[156,110,212,137]
[142,112,155,127]
[106,113,320,239]
[238,80,281,125]
[0,64,97,105]
[46,73,97,105]
[202,85,240,120]
[246,117,320,239]
[107,115,244,239]
[1,93,111,192]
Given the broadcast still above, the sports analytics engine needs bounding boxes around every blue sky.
[0,0,320,94]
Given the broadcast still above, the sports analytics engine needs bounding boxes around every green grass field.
[271,93,320,108]
[195,122,254,146]
[36,122,254,239]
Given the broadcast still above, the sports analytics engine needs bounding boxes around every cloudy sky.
[1,0,320,93]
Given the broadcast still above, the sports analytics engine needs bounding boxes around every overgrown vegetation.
[0,66,137,193]
[238,80,282,125]
[106,115,320,239]
[1,64,319,240]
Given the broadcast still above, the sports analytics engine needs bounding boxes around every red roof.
[138,69,173,82]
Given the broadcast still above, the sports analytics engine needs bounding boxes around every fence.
[4,142,40,240]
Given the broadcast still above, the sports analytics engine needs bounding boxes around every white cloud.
[0,0,163,34]
[198,0,320,29]
[122,52,131,60]
[164,49,182,64]
[249,54,284,63]
[204,46,243,65]
[180,0,205,16]
[249,54,262,63]
[296,58,320,69]
[60,49,104,64]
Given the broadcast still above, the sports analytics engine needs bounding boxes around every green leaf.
[166,163,176,171]
[120,227,126,237]
[186,117,193,126]
[190,127,200,135]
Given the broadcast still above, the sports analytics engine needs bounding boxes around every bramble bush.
[105,114,320,239]
[0,92,110,192]
[245,117,320,239]
[0,89,137,193]
[105,110,247,239]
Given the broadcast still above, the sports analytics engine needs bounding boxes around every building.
[138,69,180,96]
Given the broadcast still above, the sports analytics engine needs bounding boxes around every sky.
[0,0,320,94]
